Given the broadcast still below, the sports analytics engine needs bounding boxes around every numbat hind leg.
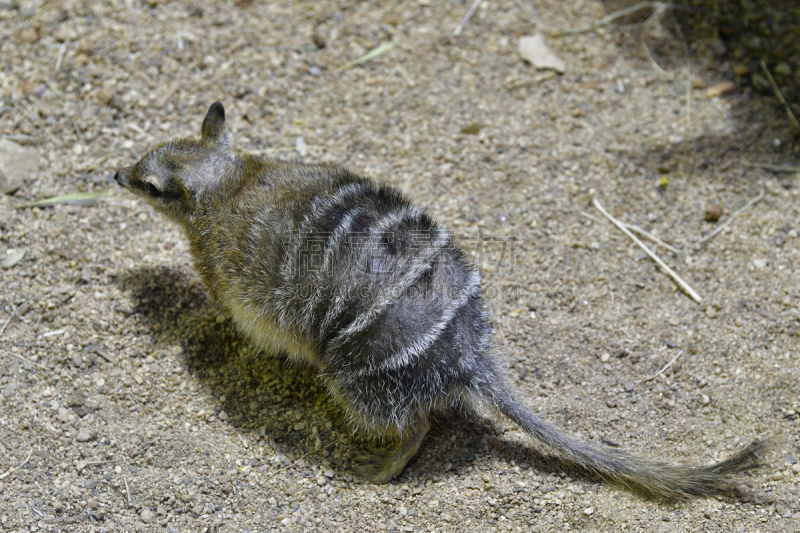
[353,420,431,484]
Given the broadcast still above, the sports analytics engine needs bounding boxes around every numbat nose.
[113,171,120,182]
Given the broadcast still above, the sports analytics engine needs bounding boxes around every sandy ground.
[1,1,799,531]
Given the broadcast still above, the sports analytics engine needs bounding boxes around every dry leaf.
[518,34,565,73]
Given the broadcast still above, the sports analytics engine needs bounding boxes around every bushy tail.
[486,382,767,499]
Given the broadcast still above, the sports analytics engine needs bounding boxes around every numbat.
[115,102,765,498]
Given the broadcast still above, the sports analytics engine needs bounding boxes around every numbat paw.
[353,448,405,484]
[353,421,430,484]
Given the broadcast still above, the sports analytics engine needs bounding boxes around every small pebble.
[773,62,792,77]
[20,28,38,44]
[706,81,736,97]
[460,123,481,135]
[705,204,724,222]
[692,75,707,89]
[296,136,308,157]
[76,36,95,55]
[140,508,156,523]
[700,394,710,406]
[76,429,94,442]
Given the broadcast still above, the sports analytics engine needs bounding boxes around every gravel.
[1,1,799,532]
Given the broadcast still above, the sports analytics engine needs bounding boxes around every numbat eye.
[146,183,161,198]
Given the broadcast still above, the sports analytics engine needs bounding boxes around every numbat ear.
[201,101,230,149]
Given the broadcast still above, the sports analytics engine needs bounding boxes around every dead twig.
[123,475,133,505]
[72,119,87,153]
[34,44,66,99]
[0,302,21,338]
[84,154,110,173]
[692,188,765,249]
[760,59,800,132]
[621,223,682,255]
[591,191,701,303]
[641,42,668,79]
[9,100,59,148]
[639,350,683,383]
[454,0,483,36]
[1,349,48,370]
[11,99,39,126]
[507,71,557,88]
[0,449,34,480]
[553,1,670,37]
[14,191,110,209]
[155,82,180,109]
[336,41,397,72]
[44,79,68,100]
[579,211,602,224]
[130,442,152,458]
[77,458,122,471]
[743,161,800,173]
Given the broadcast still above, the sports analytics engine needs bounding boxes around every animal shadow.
[116,266,358,476]
[115,267,608,487]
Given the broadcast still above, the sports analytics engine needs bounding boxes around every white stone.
[0,139,41,194]
[518,34,565,73]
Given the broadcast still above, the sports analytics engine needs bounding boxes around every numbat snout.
[115,102,766,498]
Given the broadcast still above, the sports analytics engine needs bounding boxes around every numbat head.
[115,102,767,498]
